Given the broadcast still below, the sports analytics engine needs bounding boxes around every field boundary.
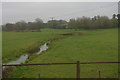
[2,61,120,79]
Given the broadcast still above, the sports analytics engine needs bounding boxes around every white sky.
[0,0,119,25]
[1,0,120,2]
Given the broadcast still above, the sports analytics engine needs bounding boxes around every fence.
[2,61,120,79]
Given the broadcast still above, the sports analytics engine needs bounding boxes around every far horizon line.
[2,14,116,25]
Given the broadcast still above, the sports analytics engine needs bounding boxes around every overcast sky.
[2,2,118,24]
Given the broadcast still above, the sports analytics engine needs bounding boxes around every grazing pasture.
[2,29,74,63]
[3,28,118,78]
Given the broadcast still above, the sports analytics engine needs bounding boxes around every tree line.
[2,14,119,31]
[68,14,118,30]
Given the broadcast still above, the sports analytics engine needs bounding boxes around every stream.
[3,41,50,68]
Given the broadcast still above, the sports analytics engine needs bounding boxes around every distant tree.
[117,14,120,28]
[47,20,67,29]
[35,18,43,23]
[96,16,111,29]
[68,18,77,29]
[68,17,92,30]
[110,18,118,28]
[3,23,15,31]
[27,22,34,30]
[58,20,67,29]
[15,20,27,32]
[27,18,43,31]
[47,20,57,28]
[2,15,118,31]
[112,14,117,19]
[117,14,120,19]
[78,17,92,29]
[34,18,43,31]
[93,16,97,21]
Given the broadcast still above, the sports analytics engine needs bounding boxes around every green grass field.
[3,28,118,78]
[2,29,74,63]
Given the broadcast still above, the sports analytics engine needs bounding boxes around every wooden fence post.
[99,71,101,78]
[76,61,80,80]
[38,73,40,78]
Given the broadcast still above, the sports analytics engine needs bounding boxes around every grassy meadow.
[2,29,75,63]
[3,28,118,78]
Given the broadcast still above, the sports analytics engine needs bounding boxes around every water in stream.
[36,43,49,55]
[4,42,49,66]
[7,54,28,65]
